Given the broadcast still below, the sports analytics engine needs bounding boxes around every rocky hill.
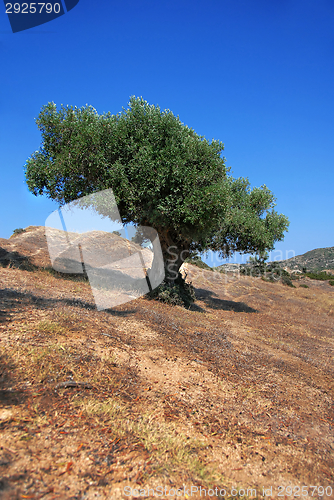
[0,225,153,274]
[275,246,334,272]
[215,246,334,273]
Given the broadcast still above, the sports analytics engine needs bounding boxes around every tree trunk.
[146,228,195,308]
[158,229,190,284]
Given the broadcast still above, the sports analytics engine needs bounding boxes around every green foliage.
[24,97,289,256]
[147,272,196,308]
[299,284,309,288]
[261,275,275,282]
[267,261,281,269]
[329,280,334,286]
[242,252,273,277]
[248,250,269,272]
[241,259,299,287]
[12,228,26,236]
[112,230,121,237]
[303,271,334,281]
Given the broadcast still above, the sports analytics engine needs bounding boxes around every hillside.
[0,226,153,273]
[215,246,334,274]
[1,227,334,499]
[276,246,334,272]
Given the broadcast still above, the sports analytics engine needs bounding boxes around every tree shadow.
[0,288,136,319]
[188,302,206,313]
[0,308,10,323]
[0,247,39,272]
[194,287,258,313]
[0,246,154,315]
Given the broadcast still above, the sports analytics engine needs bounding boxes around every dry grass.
[1,263,334,499]
[73,397,211,481]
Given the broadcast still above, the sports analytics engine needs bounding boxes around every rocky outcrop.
[0,226,153,274]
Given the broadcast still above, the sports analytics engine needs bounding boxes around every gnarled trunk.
[146,228,195,308]
[158,229,190,284]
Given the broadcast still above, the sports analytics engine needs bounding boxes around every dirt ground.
[1,260,334,499]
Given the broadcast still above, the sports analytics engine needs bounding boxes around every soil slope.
[1,228,334,499]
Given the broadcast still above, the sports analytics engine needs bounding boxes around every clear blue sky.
[1,0,333,266]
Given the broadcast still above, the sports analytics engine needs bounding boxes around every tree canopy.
[24,96,289,283]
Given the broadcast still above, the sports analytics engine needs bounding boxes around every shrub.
[282,275,296,287]
[147,272,196,308]
[267,274,276,282]
[300,284,309,288]
[329,280,334,286]
[240,265,261,277]
[242,260,301,288]
[266,262,281,271]
[185,253,212,271]
[212,266,226,274]
[187,259,212,270]
[12,228,26,236]
[303,271,334,281]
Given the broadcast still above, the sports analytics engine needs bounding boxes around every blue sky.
[1,0,333,266]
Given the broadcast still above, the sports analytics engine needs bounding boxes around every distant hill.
[214,246,334,273]
[274,246,334,272]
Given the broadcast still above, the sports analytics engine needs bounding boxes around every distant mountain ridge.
[215,246,334,273]
[274,246,334,272]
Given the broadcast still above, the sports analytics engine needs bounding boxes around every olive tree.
[24,96,289,296]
